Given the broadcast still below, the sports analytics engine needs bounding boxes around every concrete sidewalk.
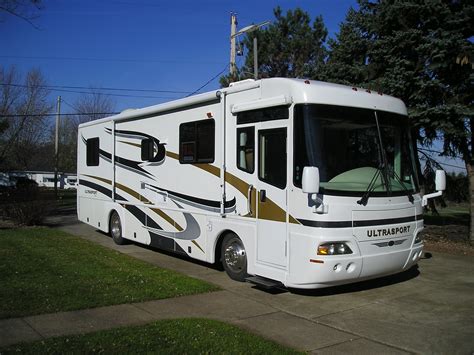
[2,215,474,353]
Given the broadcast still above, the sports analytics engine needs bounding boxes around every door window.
[237,127,254,173]
[258,128,286,189]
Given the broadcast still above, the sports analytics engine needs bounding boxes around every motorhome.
[77,78,445,289]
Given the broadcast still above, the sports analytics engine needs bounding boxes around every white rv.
[77,78,445,289]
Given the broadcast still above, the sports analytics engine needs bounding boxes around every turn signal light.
[318,242,353,255]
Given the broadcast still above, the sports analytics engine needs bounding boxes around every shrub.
[0,182,57,225]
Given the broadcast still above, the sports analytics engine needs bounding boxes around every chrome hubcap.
[111,215,121,238]
[224,240,246,273]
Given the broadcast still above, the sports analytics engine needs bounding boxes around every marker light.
[318,242,353,255]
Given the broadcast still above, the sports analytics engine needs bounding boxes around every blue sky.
[1,0,356,110]
[0,0,466,173]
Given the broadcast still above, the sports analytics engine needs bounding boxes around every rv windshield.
[294,104,419,196]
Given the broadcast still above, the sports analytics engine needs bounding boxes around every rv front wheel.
[110,211,125,245]
[221,233,248,282]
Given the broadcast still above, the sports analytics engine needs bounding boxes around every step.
[245,276,286,290]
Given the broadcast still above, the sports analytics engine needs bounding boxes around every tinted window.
[141,138,154,161]
[258,128,286,189]
[86,137,99,166]
[179,120,215,163]
[237,105,288,125]
[237,127,254,173]
[293,104,418,195]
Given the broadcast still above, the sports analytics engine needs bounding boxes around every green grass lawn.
[423,203,469,226]
[0,228,219,319]
[1,318,300,354]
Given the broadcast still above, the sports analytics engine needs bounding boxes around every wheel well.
[214,229,235,268]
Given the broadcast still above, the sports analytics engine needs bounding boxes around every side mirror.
[435,170,446,191]
[302,166,320,194]
[422,169,446,207]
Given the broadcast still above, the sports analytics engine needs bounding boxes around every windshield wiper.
[358,112,392,206]
[374,112,392,195]
[390,168,415,203]
[357,166,382,206]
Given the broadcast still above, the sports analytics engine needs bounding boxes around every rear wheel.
[221,233,248,282]
[110,211,126,245]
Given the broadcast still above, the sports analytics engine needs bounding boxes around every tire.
[110,211,126,245]
[221,233,248,282]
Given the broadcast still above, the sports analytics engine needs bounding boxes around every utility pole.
[229,12,237,79]
[54,95,61,197]
[230,19,270,81]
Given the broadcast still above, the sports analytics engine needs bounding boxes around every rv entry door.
[255,127,288,268]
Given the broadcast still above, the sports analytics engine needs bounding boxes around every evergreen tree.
[324,0,474,242]
[220,7,328,86]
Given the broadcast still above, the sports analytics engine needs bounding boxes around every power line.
[1,112,119,117]
[3,83,191,94]
[3,85,178,99]
[418,147,464,160]
[419,152,466,170]
[434,161,466,170]
[0,55,222,65]
[60,99,81,113]
[186,64,229,97]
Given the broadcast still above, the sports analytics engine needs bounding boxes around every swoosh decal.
[78,178,186,254]
[146,183,236,213]
[106,128,166,164]
[84,128,297,224]
[143,201,201,241]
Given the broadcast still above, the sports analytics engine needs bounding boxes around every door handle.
[260,189,266,202]
[247,184,253,215]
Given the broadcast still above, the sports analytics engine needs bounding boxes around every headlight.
[318,242,353,255]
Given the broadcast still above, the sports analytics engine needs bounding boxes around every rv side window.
[86,137,100,166]
[237,127,254,173]
[179,120,215,163]
[258,128,286,189]
[141,138,154,161]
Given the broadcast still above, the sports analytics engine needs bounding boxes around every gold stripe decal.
[192,240,205,253]
[166,151,221,178]
[82,174,112,185]
[151,208,183,231]
[167,150,297,223]
[194,163,220,178]
[165,151,179,160]
[118,140,141,148]
[115,182,150,204]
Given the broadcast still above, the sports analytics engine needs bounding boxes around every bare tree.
[0,0,42,28]
[59,91,115,172]
[0,66,52,170]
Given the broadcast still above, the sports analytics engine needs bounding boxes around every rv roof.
[78,78,406,128]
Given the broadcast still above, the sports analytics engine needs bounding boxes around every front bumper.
[286,238,424,289]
